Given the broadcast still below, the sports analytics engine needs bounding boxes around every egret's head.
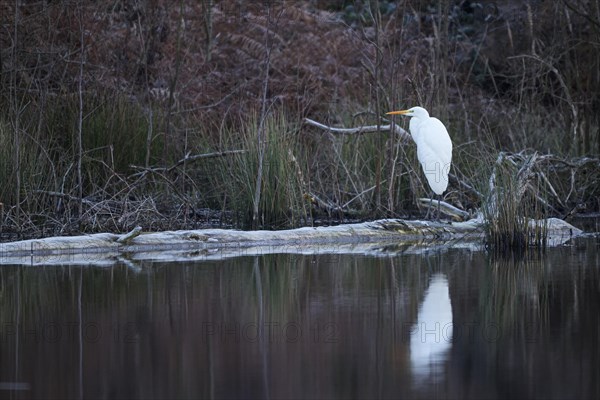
[386,106,429,119]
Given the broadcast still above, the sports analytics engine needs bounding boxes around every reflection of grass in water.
[0,266,139,326]
[0,254,492,336]
[0,254,442,354]
[210,253,439,332]
[479,256,550,338]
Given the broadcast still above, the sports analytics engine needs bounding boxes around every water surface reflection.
[410,273,453,386]
[0,238,598,399]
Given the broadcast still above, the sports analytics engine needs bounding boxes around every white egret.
[386,106,452,219]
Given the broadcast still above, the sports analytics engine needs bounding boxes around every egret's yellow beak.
[386,110,410,115]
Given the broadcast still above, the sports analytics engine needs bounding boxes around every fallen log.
[0,217,583,266]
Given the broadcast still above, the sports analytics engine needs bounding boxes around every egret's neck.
[409,117,422,141]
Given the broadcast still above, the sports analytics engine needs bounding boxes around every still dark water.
[0,238,599,399]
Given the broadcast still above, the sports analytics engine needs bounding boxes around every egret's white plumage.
[387,106,452,195]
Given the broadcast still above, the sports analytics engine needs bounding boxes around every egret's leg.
[436,195,441,222]
[425,191,433,220]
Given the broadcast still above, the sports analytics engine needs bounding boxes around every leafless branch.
[303,118,411,141]
[131,150,246,175]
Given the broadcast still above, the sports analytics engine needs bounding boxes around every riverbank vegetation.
[1,0,599,243]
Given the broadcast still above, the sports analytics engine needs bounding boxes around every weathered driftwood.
[116,226,142,244]
[416,198,471,221]
[0,217,583,266]
[303,117,411,140]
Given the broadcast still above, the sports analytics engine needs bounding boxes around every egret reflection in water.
[410,273,453,384]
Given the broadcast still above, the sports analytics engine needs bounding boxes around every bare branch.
[303,118,411,141]
[116,226,142,244]
[130,150,247,175]
[417,198,470,221]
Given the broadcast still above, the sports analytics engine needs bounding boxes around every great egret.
[386,106,452,219]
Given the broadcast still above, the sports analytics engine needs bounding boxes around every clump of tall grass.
[0,113,59,229]
[42,92,161,178]
[0,91,164,236]
[483,152,547,254]
[208,111,308,229]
